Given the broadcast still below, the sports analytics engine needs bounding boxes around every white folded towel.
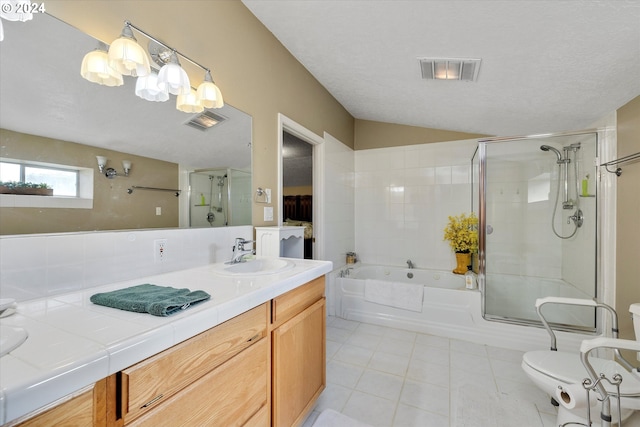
[364,279,423,312]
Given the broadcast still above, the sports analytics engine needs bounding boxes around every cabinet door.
[129,339,268,427]
[272,298,326,427]
[16,381,103,427]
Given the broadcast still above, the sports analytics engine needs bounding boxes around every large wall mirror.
[0,14,252,235]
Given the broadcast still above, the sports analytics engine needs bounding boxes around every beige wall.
[615,95,640,346]
[355,119,488,149]
[0,129,179,234]
[45,0,355,227]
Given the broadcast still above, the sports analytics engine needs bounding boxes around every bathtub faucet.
[407,259,414,269]
[340,267,353,278]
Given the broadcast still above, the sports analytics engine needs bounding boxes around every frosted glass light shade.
[107,29,150,77]
[135,72,169,102]
[176,89,204,113]
[0,0,34,22]
[196,80,224,109]
[157,59,191,95]
[81,49,123,87]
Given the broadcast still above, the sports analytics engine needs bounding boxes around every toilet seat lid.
[523,350,640,396]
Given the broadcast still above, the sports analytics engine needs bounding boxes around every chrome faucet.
[406,259,414,269]
[227,238,254,264]
[340,267,354,278]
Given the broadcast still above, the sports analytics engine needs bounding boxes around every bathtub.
[334,264,592,352]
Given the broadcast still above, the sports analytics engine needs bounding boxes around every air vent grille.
[184,110,227,131]
[418,57,481,82]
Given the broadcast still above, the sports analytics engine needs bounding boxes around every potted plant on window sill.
[0,181,53,196]
[443,212,478,274]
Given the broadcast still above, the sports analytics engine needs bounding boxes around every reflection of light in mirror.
[390,186,405,193]
[528,172,550,203]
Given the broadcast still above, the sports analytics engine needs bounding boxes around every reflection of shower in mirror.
[188,168,251,228]
[540,142,583,239]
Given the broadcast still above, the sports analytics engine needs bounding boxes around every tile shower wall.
[354,139,478,270]
[0,225,253,301]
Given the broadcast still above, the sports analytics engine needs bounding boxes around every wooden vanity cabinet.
[15,379,107,427]
[271,277,326,427]
[115,303,269,426]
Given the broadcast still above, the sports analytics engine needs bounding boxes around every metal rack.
[127,186,181,197]
[600,151,640,176]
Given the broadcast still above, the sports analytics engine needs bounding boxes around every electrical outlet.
[154,239,167,263]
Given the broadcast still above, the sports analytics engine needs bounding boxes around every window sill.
[0,194,93,209]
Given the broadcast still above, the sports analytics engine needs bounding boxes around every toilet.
[522,303,640,426]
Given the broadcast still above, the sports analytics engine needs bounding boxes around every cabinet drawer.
[129,339,268,427]
[271,276,324,328]
[121,303,267,423]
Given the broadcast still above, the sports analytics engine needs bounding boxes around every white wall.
[0,225,253,301]
[323,133,355,270]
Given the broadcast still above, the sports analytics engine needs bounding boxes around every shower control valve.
[567,209,584,228]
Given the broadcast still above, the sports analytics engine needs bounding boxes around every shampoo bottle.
[465,265,477,290]
[200,193,205,205]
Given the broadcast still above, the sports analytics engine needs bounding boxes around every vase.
[453,252,471,275]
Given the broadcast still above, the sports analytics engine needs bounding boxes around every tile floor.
[301,316,640,427]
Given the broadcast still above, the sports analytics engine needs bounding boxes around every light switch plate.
[264,206,273,221]
[265,188,271,203]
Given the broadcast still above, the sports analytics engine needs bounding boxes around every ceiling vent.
[184,110,227,131]
[418,57,481,82]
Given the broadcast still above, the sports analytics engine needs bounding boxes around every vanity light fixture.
[197,70,224,109]
[157,51,191,96]
[176,89,204,113]
[135,71,169,102]
[107,22,150,78]
[81,43,124,87]
[80,20,224,111]
[96,156,131,179]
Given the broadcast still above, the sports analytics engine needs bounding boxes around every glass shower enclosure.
[189,168,252,227]
[473,130,599,331]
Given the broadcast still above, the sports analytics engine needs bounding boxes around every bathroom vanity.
[0,258,331,427]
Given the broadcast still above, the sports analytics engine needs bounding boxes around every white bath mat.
[453,385,542,427]
[312,409,373,427]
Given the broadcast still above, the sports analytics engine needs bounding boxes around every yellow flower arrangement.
[443,212,478,253]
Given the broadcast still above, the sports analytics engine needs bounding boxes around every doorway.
[277,114,324,260]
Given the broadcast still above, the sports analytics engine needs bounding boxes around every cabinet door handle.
[141,394,164,409]
[247,334,261,343]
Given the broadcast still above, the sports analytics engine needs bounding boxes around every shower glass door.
[474,131,598,331]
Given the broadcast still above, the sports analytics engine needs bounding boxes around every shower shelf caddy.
[600,151,640,176]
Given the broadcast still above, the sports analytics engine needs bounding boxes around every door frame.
[277,113,325,260]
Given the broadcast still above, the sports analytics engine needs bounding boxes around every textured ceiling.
[242,0,640,137]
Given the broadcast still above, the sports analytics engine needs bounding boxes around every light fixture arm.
[124,20,212,76]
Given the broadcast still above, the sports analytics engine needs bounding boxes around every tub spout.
[407,260,414,269]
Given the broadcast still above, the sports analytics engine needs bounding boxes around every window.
[0,159,93,209]
[1,161,79,197]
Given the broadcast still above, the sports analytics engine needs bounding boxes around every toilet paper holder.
[558,373,623,427]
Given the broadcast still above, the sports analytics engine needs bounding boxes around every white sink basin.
[0,325,28,357]
[213,258,295,276]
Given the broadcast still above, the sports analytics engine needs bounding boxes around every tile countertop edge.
[0,259,332,425]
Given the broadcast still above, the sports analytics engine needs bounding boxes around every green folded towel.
[90,284,211,317]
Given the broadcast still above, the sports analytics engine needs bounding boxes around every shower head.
[540,145,562,162]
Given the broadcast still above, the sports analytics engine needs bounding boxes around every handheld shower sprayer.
[540,145,563,163]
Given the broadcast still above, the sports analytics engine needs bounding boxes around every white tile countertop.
[0,257,332,425]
